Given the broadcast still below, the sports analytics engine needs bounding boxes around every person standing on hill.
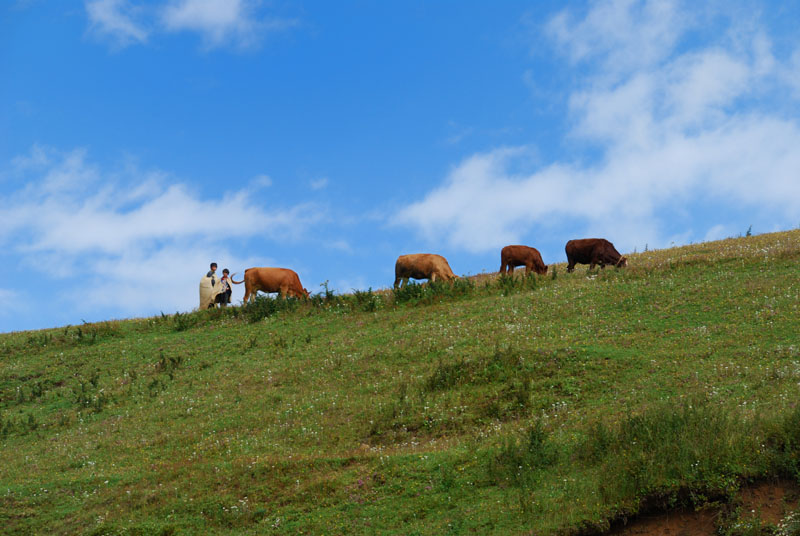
[207,263,218,287]
[215,268,233,306]
[199,262,221,309]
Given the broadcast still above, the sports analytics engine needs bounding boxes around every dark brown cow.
[231,267,309,302]
[565,239,627,272]
[499,245,548,276]
[394,253,457,288]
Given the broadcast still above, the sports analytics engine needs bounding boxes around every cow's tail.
[230,272,244,284]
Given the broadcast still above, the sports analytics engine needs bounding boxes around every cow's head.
[539,264,549,275]
[437,270,457,281]
[616,256,628,268]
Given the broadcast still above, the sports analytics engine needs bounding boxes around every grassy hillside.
[2,230,800,535]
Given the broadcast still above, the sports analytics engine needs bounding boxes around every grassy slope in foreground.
[1,230,800,535]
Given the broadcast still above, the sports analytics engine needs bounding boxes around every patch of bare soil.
[737,480,800,527]
[607,480,799,536]
[607,506,719,536]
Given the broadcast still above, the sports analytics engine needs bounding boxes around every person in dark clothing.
[207,263,218,287]
[215,268,233,306]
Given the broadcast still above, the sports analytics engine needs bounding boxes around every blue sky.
[2,0,800,332]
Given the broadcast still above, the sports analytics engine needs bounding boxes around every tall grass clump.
[596,402,750,502]
[243,294,301,323]
[423,358,473,392]
[486,400,800,521]
[486,419,560,489]
[172,311,197,331]
[172,306,239,330]
[496,273,539,295]
[308,280,348,312]
[762,404,800,478]
[350,287,384,312]
[393,278,475,305]
[423,346,527,392]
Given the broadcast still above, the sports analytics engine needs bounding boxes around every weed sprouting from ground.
[423,346,526,392]
[243,294,300,323]
[368,380,421,438]
[244,334,258,351]
[776,509,800,536]
[72,372,110,414]
[0,412,40,437]
[391,281,429,304]
[486,419,559,488]
[497,273,539,296]
[352,288,383,312]
[392,278,476,305]
[424,358,472,392]
[369,346,535,440]
[763,404,800,477]
[156,349,183,379]
[172,311,195,331]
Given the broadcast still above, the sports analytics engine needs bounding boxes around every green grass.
[1,230,800,535]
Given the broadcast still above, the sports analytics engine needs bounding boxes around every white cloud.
[0,147,322,316]
[251,174,272,189]
[83,0,296,50]
[661,49,751,128]
[545,0,687,78]
[85,0,149,46]
[160,0,261,47]
[395,1,800,254]
[65,244,268,313]
[310,177,328,191]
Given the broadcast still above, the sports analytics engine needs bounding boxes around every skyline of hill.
[2,229,799,534]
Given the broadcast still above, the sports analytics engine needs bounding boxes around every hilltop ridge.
[2,230,799,535]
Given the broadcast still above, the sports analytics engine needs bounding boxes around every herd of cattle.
[204,238,628,307]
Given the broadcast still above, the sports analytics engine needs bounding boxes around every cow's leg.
[393,277,402,289]
[567,255,575,273]
[431,273,437,283]
[242,286,251,304]
[525,264,532,276]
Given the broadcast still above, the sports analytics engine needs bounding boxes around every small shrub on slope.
[243,294,300,323]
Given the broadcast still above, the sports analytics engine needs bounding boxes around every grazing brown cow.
[499,245,548,276]
[231,267,309,302]
[565,238,628,272]
[394,254,457,288]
